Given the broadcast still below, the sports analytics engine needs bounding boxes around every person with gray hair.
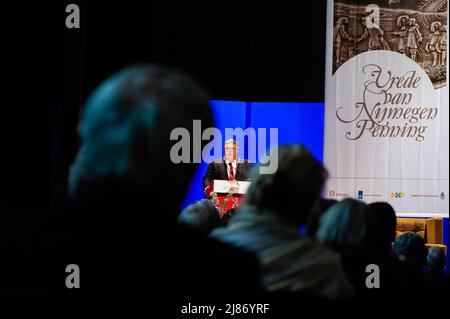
[391,232,429,297]
[393,232,428,267]
[211,145,353,298]
[316,199,378,257]
[424,246,448,298]
[428,246,446,271]
[315,198,379,297]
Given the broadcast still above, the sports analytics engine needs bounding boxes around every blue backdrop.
[181,100,448,271]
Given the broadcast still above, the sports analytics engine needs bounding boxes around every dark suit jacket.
[203,158,251,189]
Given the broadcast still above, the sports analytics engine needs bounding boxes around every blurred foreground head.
[178,200,222,235]
[245,145,327,226]
[69,65,212,219]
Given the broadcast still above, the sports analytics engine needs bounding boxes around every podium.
[205,179,250,214]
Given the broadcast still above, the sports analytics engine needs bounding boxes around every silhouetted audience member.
[306,198,338,238]
[316,199,378,256]
[369,201,423,298]
[391,232,429,297]
[178,200,222,235]
[369,202,397,250]
[393,232,428,267]
[35,65,261,298]
[425,246,449,298]
[370,203,446,299]
[212,145,353,298]
[316,198,379,298]
[428,246,447,271]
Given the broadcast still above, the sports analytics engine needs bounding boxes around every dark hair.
[427,246,446,271]
[306,198,338,238]
[393,232,428,267]
[245,145,327,226]
[178,200,222,235]
[369,202,397,249]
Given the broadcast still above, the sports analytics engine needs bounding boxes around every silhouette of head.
[306,198,338,238]
[245,145,327,226]
[393,232,428,267]
[369,202,397,250]
[316,198,378,257]
[178,200,222,235]
[427,246,446,271]
[69,65,212,223]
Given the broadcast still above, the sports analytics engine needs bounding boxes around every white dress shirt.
[224,158,238,179]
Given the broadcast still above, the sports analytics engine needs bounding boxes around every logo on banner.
[358,190,364,199]
[391,192,406,199]
[329,190,350,197]
[411,193,440,198]
[357,191,383,199]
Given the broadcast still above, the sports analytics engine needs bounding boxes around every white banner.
[324,0,449,217]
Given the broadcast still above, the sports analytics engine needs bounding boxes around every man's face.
[224,143,237,162]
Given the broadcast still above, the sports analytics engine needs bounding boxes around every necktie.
[228,162,234,181]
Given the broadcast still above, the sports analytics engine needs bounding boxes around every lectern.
[205,179,251,214]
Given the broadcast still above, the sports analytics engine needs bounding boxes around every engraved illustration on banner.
[333,0,447,88]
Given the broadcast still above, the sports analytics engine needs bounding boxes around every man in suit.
[202,139,251,190]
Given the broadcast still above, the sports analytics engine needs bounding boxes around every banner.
[324,0,449,217]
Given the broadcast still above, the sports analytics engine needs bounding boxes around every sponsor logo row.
[328,190,446,200]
